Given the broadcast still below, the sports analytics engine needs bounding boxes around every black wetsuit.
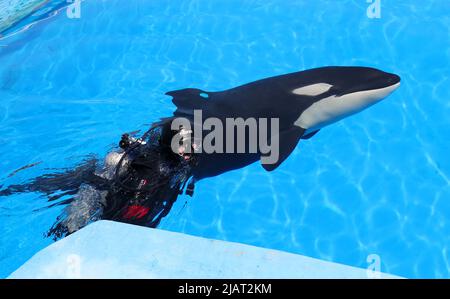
[0,121,196,240]
[101,141,192,227]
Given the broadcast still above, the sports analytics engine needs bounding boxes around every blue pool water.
[0,0,449,278]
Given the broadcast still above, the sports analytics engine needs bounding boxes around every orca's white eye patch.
[292,83,333,96]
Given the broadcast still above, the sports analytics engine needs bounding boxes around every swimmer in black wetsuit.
[100,119,197,228]
[0,118,197,240]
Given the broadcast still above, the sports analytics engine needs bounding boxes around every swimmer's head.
[159,120,200,160]
[172,127,202,161]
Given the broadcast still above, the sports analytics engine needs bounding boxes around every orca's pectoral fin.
[301,129,320,140]
[261,126,305,172]
[165,88,210,116]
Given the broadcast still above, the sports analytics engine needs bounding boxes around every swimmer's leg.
[46,184,107,240]
[0,158,109,199]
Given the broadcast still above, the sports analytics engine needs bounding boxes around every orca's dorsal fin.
[165,88,210,116]
[261,126,305,172]
[301,129,320,140]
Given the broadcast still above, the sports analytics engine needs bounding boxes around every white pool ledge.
[9,220,401,279]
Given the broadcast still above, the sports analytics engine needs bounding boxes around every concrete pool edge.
[8,220,402,279]
[0,0,47,34]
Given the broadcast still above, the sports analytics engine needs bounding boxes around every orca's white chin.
[296,82,401,134]
[371,81,401,99]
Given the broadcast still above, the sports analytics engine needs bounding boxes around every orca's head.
[327,66,400,96]
[293,66,400,97]
[293,67,401,132]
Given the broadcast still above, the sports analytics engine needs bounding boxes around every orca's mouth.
[385,73,401,85]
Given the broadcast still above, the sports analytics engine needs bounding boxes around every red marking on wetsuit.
[122,205,150,220]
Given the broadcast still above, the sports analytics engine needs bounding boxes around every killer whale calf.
[168,66,401,179]
[0,66,400,238]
